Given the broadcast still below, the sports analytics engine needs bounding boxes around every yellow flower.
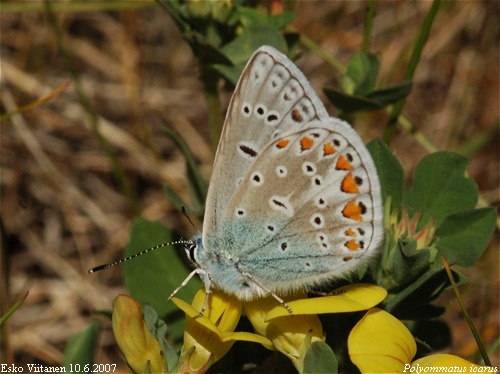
[264,284,388,319]
[244,292,323,373]
[173,284,387,373]
[172,288,272,373]
[348,308,493,373]
[112,294,166,374]
[246,284,387,373]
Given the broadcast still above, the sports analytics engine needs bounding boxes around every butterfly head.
[185,232,203,267]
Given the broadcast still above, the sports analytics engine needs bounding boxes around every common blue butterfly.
[178,46,383,312]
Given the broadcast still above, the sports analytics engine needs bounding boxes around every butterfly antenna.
[182,206,198,231]
[88,239,193,274]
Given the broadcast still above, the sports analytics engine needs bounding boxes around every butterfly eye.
[186,242,198,263]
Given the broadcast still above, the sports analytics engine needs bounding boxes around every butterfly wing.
[222,120,383,294]
[202,46,329,234]
[201,46,383,297]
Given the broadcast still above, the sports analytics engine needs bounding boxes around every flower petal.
[221,331,274,350]
[190,288,243,332]
[266,284,387,320]
[349,308,416,373]
[181,329,216,372]
[112,295,165,374]
[244,294,324,373]
[171,297,222,337]
[174,289,244,372]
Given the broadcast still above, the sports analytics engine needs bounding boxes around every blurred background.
[1,0,498,368]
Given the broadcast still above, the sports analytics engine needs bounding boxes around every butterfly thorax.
[188,231,270,300]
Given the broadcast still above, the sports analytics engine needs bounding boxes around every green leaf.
[324,81,412,115]
[392,240,431,289]
[124,218,200,317]
[435,208,496,267]
[213,25,288,85]
[143,304,178,372]
[367,139,405,209]
[412,320,452,350]
[268,11,296,28]
[234,6,271,26]
[303,341,338,374]
[403,152,478,228]
[192,41,233,66]
[236,7,296,29]
[365,81,412,107]
[63,321,100,371]
[323,82,411,114]
[383,263,466,313]
[323,87,383,114]
[222,25,288,65]
[406,267,466,308]
[341,51,379,95]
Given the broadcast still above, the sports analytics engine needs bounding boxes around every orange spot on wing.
[291,109,303,122]
[341,173,360,194]
[300,136,314,150]
[336,155,352,170]
[323,143,336,156]
[345,240,361,251]
[276,139,290,149]
[345,228,356,237]
[342,200,363,221]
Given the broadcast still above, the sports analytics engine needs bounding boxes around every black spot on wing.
[239,145,258,158]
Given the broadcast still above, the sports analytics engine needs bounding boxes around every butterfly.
[178,45,384,313]
[89,46,384,314]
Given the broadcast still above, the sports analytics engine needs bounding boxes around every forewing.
[202,46,329,236]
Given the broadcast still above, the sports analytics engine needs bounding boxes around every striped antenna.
[88,239,193,274]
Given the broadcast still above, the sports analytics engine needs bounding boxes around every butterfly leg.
[242,272,293,315]
[194,269,212,319]
[168,268,212,318]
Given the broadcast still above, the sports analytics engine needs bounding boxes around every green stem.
[383,0,441,145]
[362,0,376,53]
[299,33,345,74]
[442,256,491,366]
